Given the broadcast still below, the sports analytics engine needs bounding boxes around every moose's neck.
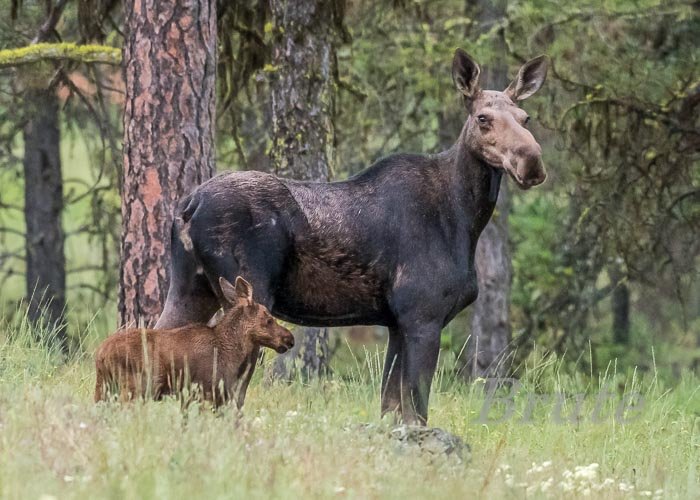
[443,122,502,238]
[213,309,246,352]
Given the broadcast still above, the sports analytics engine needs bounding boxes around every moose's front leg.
[381,327,404,418]
[399,322,441,425]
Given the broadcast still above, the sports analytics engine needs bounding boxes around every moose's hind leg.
[156,271,220,329]
[155,218,221,329]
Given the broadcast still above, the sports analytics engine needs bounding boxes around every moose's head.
[452,49,548,189]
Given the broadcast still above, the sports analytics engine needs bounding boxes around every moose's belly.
[271,249,392,327]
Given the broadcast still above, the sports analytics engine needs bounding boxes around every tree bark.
[465,190,511,377]
[463,0,513,378]
[119,0,216,327]
[23,88,66,346]
[269,0,338,379]
[609,265,630,344]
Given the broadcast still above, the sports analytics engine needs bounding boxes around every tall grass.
[0,309,697,499]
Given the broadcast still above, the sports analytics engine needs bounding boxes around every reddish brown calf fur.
[94,277,294,407]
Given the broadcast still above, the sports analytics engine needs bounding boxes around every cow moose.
[154,49,549,424]
[95,277,295,407]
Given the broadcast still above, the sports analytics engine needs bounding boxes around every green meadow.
[0,309,697,499]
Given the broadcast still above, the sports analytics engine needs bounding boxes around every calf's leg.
[233,350,259,409]
[94,366,105,402]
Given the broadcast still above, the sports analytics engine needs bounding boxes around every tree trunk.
[23,88,66,346]
[463,0,512,378]
[119,0,217,327]
[609,265,630,344]
[269,0,338,379]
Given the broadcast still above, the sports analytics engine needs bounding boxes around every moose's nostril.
[524,157,544,179]
[528,171,546,186]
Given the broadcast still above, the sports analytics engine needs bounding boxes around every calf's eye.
[477,115,487,124]
[524,116,531,125]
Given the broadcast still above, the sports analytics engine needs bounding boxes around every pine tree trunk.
[119,0,217,327]
[269,0,337,379]
[463,0,512,378]
[23,88,66,346]
[465,190,511,377]
[610,265,630,344]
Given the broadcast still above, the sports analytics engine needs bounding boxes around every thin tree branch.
[0,43,121,68]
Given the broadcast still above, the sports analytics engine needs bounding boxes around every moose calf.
[94,276,294,407]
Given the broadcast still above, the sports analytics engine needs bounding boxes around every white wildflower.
[540,477,554,493]
[619,482,635,492]
[496,463,511,475]
[527,461,548,475]
[573,463,599,481]
[559,480,575,492]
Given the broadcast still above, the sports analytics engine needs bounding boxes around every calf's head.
[219,277,295,353]
[452,48,548,189]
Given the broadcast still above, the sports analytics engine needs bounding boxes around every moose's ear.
[505,55,548,101]
[452,48,481,98]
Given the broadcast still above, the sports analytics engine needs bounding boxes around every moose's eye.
[477,114,488,124]
[524,116,531,125]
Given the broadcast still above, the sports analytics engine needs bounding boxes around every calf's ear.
[234,276,254,303]
[219,276,252,304]
[219,277,238,304]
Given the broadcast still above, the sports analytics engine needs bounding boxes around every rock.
[390,425,470,461]
[348,422,471,462]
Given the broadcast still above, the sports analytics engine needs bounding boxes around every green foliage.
[0,0,123,320]
[0,0,697,377]
[500,0,700,364]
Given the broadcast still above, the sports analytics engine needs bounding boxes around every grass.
[0,310,697,499]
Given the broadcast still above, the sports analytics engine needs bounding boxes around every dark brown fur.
[95,277,294,407]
